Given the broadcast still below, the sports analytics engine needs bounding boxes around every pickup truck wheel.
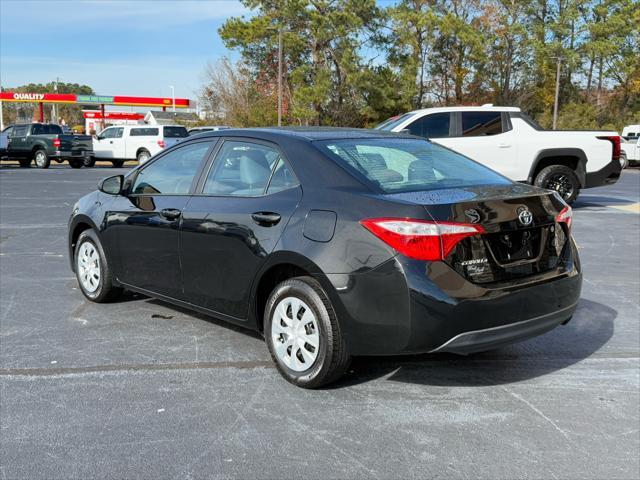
[34,149,50,169]
[534,165,580,204]
[112,160,125,168]
[136,150,150,164]
[18,159,31,168]
[68,158,83,169]
[83,154,96,168]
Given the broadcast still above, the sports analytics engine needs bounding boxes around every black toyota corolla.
[68,128,582,388]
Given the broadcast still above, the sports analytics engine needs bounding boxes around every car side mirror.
[98,175,124,195]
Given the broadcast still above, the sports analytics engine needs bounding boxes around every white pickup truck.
[377,106,622,203]
[91,124,188,167]
[621,136,640,167]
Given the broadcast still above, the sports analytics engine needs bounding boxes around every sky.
[0,0,252,106]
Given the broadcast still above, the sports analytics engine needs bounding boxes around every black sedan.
[68,128,582,388]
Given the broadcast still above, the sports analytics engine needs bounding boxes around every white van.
[92,124,188,166]
[622,125,640,140]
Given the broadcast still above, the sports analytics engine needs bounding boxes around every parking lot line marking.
[608,202,640,213]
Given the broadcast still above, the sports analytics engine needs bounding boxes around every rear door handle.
[160,208,182,220]
[251,212,281,226]
[498,143,511,148]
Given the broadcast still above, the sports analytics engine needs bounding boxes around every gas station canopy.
[0,92,191,108]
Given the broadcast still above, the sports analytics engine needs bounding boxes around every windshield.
[375,113,414,131]
[317,138,511,193]
[164,126,188,138]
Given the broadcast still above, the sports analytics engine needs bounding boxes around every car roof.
[192,127,415,142]
[406,105,521,116]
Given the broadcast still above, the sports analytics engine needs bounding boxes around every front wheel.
[34,149,50,169]
[74,230,123,303]
[264,276,350,388]
[534,165,580,204]
[83,155,96,168]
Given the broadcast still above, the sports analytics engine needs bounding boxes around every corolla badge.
[464,208,481,224]
[517,206,533,226]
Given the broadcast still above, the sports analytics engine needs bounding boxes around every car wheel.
[620,152,629,169]
[264,276,350,388]
[68,158,83,169]
[18,158,31,168]
[34,149,50,169]
[534,165,580,204]
[74,230,123,303]
[136,150,150,164]
[112,160,125,168]
[83,155,96,168]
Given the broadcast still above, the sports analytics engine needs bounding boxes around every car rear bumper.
[54,150,92,158]
[585,158,622,188]
[329,240,582,356]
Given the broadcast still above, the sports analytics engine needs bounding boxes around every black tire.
[264,276,350,388]
[33,149,50,169]
[112,160,125,168]
[534,164,580,204]
[68,158,83,169]
[18,158,31,168]
[74,229,123,303]
[136,150,150,164]
[83,155,96,168]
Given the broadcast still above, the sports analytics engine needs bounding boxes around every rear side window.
[45,125,62,134]
[203,141,294,196]
[132,142,212,195]
[163,126,188,138]
[318,138,510,193]
[407,113,450,138]
[31,124,44,135]
[461,112,503,136]
[130,128,159,137]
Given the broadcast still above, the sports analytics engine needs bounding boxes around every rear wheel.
[112,160,125,168]
[74,230,123,303]
[534,165,580,203]
[68,158,83,169]
[34,149,50,169]
[264,276,350,388]
[136,150,150,164]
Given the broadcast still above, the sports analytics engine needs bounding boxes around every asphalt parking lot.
[0,164,638,479]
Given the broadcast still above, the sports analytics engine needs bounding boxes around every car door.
[180,139,302,319]
[434,111,522,180]
[9,125,30,158]
[103,139,217,298]
[110,127,126,158]
[93,127,117,158]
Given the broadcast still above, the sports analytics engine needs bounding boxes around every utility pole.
[169,85,175,113]
[53,77,59,124]
[552,57,564,130]
[277,27,283,127]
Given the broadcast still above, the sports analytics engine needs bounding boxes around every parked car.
[68,128,581,388]
[622,124,639,140]
[188,126,230,135]
[0,125,13,158]
[7,123,93,168]
[376,106,622,203]
[621,136,640,166]
[92,124,189,167]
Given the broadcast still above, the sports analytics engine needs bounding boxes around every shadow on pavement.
[333,298,615,388]
[573,195,637,209]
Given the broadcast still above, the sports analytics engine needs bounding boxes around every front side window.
[461,112,503,136]
[100,128,116,139]
[318,138,511,194]
[12,125,28,137]
[407,113,450,138]
[131,141,212,195]
[203,141,294,196]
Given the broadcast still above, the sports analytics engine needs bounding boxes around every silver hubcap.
[77,242,101,293]
[139,153,149,163]
[35,152,46,166]
[271,297,320,372]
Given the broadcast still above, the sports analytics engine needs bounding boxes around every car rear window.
[163,126,188,138]
[130,128,159,137]
[317,138,511,193]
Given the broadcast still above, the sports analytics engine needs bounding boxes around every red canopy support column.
[100,104,105,131]
[38,102,44,122]
[162,106,166,112]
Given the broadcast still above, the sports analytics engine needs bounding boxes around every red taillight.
[53,138,61,148]
[360,218,485,261]
[157,139,166,148]
[555,205,572,232]
[598,135,621,161]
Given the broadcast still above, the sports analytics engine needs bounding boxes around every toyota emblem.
[517,206,533,226]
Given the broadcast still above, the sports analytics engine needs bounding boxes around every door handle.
[160,208,182,220]
[251,212,281,226]
[109,141,113,144]
[497,143,511,148]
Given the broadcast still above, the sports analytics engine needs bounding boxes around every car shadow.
[573,195,636,209]
[331,298,615,388]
